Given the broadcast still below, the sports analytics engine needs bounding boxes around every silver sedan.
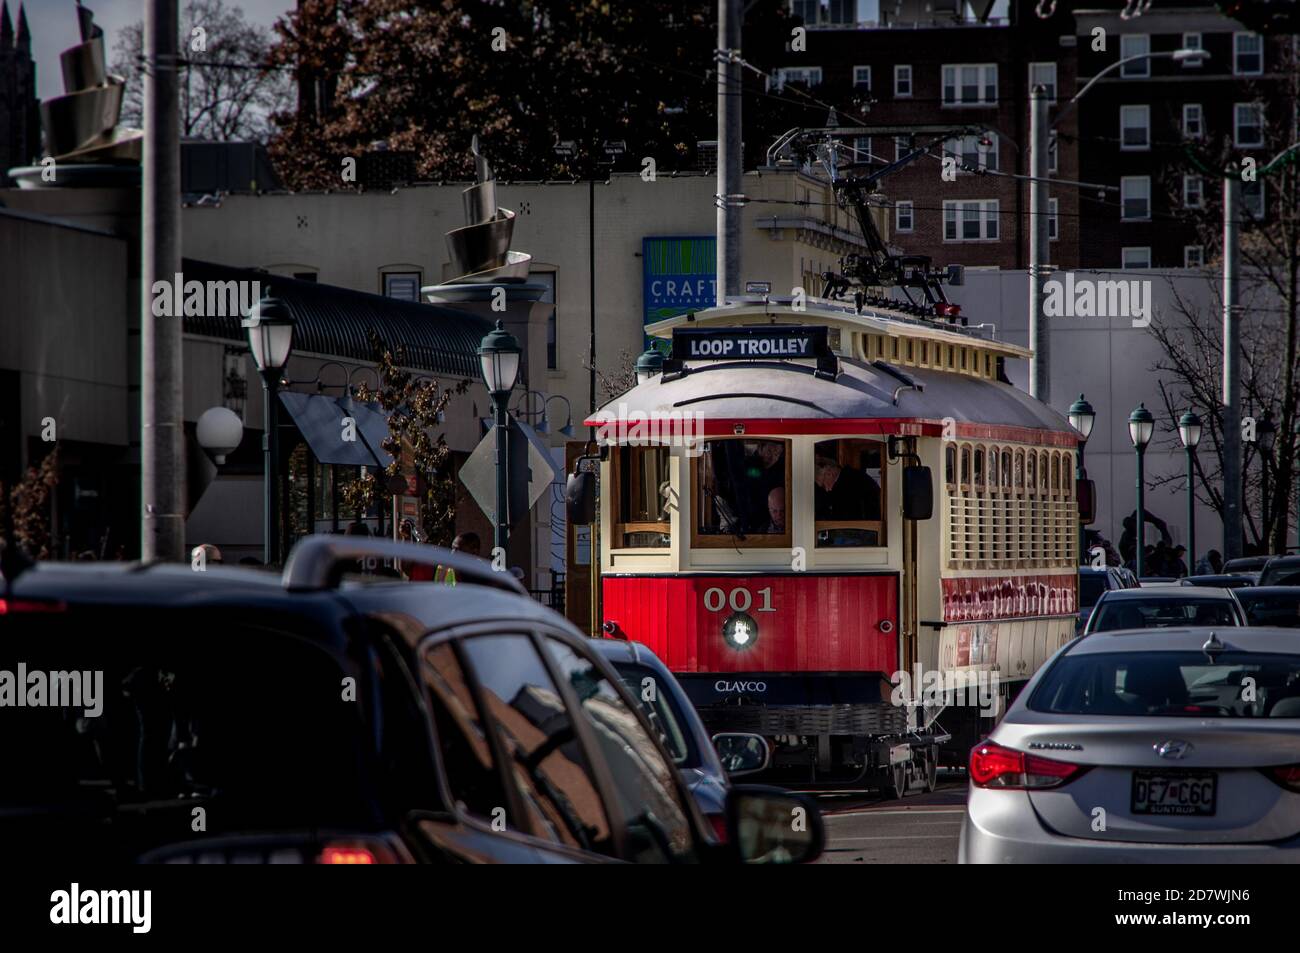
[960,627,1300,863]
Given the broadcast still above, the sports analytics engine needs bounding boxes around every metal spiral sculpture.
[443,136,532,283]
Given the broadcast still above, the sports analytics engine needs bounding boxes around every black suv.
[0,537,822,864]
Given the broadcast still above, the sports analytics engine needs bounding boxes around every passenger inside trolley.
[814,439,884,547]
[697,439,790,542]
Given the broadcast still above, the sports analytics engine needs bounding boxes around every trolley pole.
[716,0,742,305]
[1028,85,1050,403]
[1223,173,1243,560]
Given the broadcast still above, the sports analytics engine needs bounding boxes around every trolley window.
[814,439,885,548]
[693,438,791,548]
[613,446,671,548]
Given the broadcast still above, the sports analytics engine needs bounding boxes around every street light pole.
[479,321,522,560]
[1129,404,1154,578]
[716,0,742,305]
[1223,173,1243,559]
[1068,394,1095,563]
[1029,85,1050,402]
[1179,411,1202,572]
[243,291,295,566]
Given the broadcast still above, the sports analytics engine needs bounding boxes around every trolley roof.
[589,298,1075,447]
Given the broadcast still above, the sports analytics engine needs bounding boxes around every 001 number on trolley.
[703,586,776,614]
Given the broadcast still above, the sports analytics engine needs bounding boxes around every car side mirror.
[1077,478,1096,524]
[566,469,596,524]
[902,465,933,520]
[725,786,824,864]
[713,732,770,777]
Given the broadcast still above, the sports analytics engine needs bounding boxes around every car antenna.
[1202,630,1225,661]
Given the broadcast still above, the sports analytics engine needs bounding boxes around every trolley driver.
[814,453,881,521]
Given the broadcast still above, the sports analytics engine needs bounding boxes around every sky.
[20,0,294,101]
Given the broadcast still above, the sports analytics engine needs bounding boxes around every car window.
[544,638,696,863]
[1079,574,1107,608]
[1031,651,1300,717]
[421,641,512,827]
[609,661,695,766]
[1238,592,1300,628]
[457,634,615,857]
[0,611,379,859]
[1091,598,1238,631]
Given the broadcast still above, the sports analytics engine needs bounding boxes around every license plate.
[1131,771,1216,816]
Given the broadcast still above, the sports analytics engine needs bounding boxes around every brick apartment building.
[1073,4,1292,269]
[770,0,1287,271]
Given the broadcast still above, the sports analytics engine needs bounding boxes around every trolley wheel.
[922,746,938,793]
[883,761,907,799]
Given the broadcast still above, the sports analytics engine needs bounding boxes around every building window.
[1122,246,1152,269]
[1181,33,1203,65]
[853,65,872,90]
[1234,33,1263,75]
[1183,174,1204,209]
[1183,103,1203,139]
[1235,103,1265,146]
[895,64,913,97]
[896,200,914,233]
[1048,133,1058,172]
[1184,245,1204,268]
[1120,105,1150,150]
[942,64,998,106]
[382,271,421,301]
[1243,179,1266,220]
[1048,197,1058,241]
[533,271,557,369]
[1029,62,1057,104]
[945,133,998,171]
[894,135,911,161]
[1120,35,1150,77]
[943,200,999,241]
[774,66,822,90]
[852,136,873,163]
[1121,176,1151,221]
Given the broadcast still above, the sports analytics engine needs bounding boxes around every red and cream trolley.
[585,295,1080,792]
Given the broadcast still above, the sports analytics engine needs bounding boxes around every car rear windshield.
[0,608,380,858]
[1260,566,1300,587]
[1238,592,1300,628]
[1090,598,1237,631]
[1030,651,1300,717]
[1079,574,1108,608]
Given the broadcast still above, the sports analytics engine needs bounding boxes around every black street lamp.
[1128,403,1154,577]
[1259,409,1277,554]
[242,289,295,565]
[635,347,665,385]
[479,320,521,558]
[1178,411,1202,573]
[1068,394,1095,563]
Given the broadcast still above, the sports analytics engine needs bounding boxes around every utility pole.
[716,0,742,305]
[1028,85,1050,403]
[142,0,184,561]
[1223,172,1243,560]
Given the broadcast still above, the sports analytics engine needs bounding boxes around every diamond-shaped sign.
[459,418,561,527]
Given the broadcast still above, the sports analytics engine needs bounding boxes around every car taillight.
[708,813,729,843]
[0,598,66,614]
[1269,765,1300,792]
[319,846,377,864]
[969,741,1084,789]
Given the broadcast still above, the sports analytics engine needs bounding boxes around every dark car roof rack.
[282,536,526,596]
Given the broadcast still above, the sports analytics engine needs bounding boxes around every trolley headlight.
[723,611,758,650]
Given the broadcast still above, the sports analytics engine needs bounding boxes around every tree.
[0,448,59,564]
[111,0,291,142]
[339,331,470,545]
[266,0,801,188]
[1150,39,1300,555]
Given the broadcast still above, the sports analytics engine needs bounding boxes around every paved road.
[812,775,968,864]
